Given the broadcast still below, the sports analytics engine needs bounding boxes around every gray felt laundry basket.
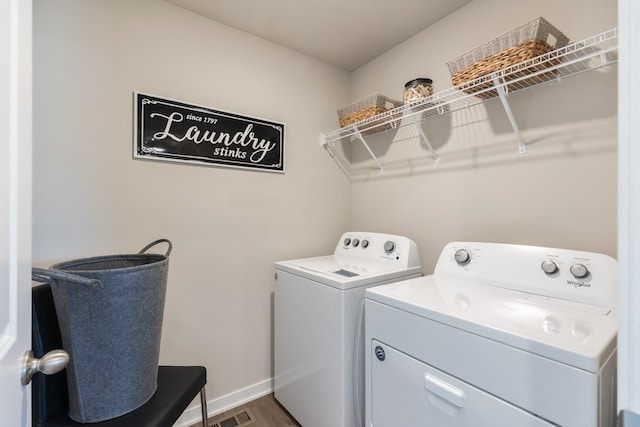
[31,239,172,424]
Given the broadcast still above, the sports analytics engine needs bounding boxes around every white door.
[0,0,33,425]
[369,341,555,427]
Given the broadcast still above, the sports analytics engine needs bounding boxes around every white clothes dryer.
[365,242,618,427]
[274,232,421,427]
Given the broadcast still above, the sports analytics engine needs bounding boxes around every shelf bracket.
[411,116,439,166]
[354,130,384,174]
[600,52,608,66]
[491,73,526,154]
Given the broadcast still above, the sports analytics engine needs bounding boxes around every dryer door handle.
[424,374,466,408]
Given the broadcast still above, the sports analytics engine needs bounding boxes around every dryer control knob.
[570,263,589,279]
[384,241,396,254]
[541,260,559,275]
[344,238,351,246]
[352,239,360,247]
[454,249,471,265]
[361,240,369,249]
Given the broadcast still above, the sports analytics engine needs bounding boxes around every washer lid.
[366,275,617,372]
[275,255,420,289]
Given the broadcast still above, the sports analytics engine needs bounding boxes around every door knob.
[21,349,69,385]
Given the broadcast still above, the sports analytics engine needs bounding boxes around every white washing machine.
[274,231,421,427]
[365,242,618,427]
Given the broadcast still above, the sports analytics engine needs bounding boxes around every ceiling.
[163,0,472,71]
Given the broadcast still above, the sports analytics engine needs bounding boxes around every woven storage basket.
[337,94,403,135]
[447,17,569,99]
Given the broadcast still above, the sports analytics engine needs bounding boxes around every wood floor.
[190,393,301,427]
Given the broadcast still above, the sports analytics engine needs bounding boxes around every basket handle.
[139,238,172,257]
[384,99,403,111]
[540,22,570,50]
[32,267,104,288]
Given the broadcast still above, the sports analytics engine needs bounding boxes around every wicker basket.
[337,94,403,134]
[447,17,569,98]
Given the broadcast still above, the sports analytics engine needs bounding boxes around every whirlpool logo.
[567,280,591,288]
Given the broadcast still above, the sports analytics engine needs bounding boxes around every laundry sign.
[134,92,285,172]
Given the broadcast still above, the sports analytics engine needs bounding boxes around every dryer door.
[369,341,555,427]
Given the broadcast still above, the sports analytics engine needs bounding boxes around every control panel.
[334,232,420,268]
[438,242,618,308]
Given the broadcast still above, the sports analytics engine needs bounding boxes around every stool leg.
[200,386,209,427]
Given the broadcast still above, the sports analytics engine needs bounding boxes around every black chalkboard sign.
[134,92,285,173]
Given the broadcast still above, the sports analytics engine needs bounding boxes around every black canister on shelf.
[403,78,433,104]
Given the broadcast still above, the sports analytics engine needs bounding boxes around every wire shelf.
[321,28,618,177]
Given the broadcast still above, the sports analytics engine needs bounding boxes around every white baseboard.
[173,377,274,427]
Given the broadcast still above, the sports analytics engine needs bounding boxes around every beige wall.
[348,0,618,272]
[32,0,350,405]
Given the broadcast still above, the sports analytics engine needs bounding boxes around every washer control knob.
[343,238,351,246]
[352,239,360,247]
[361,240,369,249]
[541,260,559,275]
[570,263,589,279]
[454,249,471,265]
[384,241,396,254]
